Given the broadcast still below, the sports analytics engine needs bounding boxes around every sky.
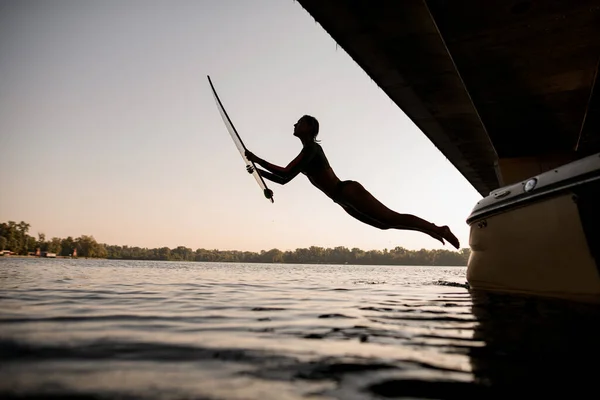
[0,0,482,252]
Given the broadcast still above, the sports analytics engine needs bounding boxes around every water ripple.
[1,258,599,399]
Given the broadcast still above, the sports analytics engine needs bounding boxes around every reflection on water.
[468,289,600,396]
[1,258,598,399]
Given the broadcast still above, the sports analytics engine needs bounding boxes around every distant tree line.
[0,221,107,258]
[0,220,470,266]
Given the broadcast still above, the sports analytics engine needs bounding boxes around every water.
[1,258,599,399]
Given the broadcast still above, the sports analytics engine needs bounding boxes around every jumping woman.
[244,115,460,249]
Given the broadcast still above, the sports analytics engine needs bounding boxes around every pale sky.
[0,0,482,252]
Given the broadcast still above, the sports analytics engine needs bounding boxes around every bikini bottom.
[332,180,356,205]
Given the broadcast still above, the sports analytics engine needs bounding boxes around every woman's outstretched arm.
[245,148,316,183]
[247,166,290,185]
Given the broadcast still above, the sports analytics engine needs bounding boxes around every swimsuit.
[332,180,356,204]
[255,142,354,203]
[298,142,330,175]
[298,143,355,204]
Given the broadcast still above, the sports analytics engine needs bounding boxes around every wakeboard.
[207,75,274,203]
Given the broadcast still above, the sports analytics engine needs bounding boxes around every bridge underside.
[296,0,600,196]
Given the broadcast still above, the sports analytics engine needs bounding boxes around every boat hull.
[466,153,600,302]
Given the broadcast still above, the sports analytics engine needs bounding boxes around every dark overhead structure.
[296,0,600,196]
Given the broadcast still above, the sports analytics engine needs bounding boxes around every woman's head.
[294,115,319,142]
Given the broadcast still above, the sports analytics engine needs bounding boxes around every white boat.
[466,152,600,303]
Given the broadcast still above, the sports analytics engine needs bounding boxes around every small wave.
[317,314,354,319]
[0,314,227,323]
[250,307,285,312]
[353,280,386,285]
[0,339,292,364]
[359,306,394,312]
[432,280,469,288]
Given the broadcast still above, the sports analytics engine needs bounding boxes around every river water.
[1,258,598,399]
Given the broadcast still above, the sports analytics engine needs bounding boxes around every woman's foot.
[439,226,460,249]
[428,231,446,246]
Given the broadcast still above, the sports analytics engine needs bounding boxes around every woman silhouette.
[245,115,460,249]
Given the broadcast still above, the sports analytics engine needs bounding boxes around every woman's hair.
[302,115,320,142]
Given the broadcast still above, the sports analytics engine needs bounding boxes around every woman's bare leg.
[342,204,447,245]
[340,205,394,230]
[338,181,459,249]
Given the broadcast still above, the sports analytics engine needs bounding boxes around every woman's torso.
[300,143,341,198]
